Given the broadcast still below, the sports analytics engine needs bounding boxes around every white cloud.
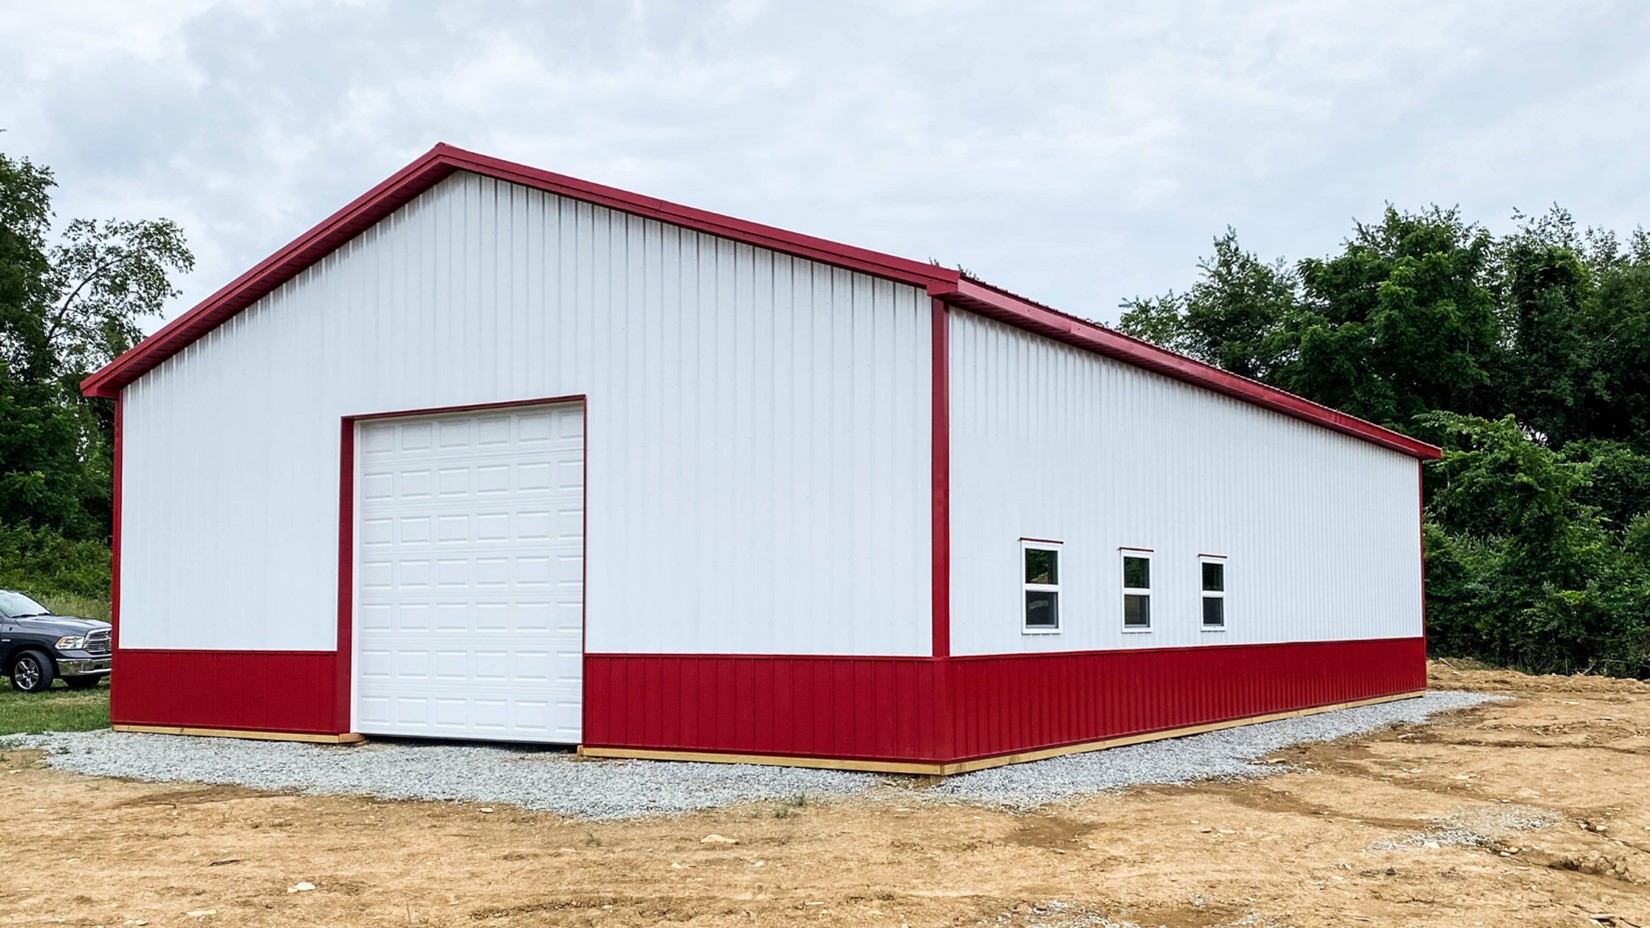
[1,0,1646,329]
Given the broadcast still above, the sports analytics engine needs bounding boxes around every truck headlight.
[55,636,87,650]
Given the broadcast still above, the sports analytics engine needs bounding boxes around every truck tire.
[9,650,56,693]
[64,675,103,690]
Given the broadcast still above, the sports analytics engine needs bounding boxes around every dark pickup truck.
[0,590,112,692]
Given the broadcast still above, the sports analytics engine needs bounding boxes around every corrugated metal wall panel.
[944,637,1426,761]
[947,310,1423,656]
[119,172,932,656]
[111,650,338,734]
[581,637,1423,763]
[583,654,948,761]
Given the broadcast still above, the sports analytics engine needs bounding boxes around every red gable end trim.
[929,277,1442,460]
[80,144,1440,461]
[80,143,959,399]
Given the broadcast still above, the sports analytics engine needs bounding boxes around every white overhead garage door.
[353,402,584,742]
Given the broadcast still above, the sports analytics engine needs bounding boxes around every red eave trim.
[81,143,959,399]
[929,277,1441,461]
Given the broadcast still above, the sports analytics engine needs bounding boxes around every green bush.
[1423,414,1650,676]
[0,521,111,601]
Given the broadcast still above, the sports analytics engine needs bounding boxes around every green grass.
[35,592,111,622]
[0,677,110,734]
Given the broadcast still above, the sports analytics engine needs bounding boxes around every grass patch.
[0,677,110,735]
[35,592,111,623]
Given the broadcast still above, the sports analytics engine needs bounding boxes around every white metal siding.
[354,404,585,741]
[947,310,1422,656]
[119,172,932,656]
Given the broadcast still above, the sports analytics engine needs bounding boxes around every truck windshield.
[0,590,51,618]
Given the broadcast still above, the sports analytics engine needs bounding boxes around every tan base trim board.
[579,690,1428,776]
[112,724,366,745]
[577,745,951,776]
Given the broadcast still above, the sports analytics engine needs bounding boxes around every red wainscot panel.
[944,636,1427,763]
[111,650,341,735]
[582,653,951,763]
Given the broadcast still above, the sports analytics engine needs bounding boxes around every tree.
[0,152,56,381]
[44,217,192,376]
[1574,233,1650,447]
[1277,207,1502,430]
[1495,208,1592,446]
[1118,229,1296,380]
[0,143,192,552]
[1422,413,1649,676]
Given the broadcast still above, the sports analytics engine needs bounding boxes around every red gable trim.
[930,277,1441,460]
[80,144,1440,460]
[80,143,958,399]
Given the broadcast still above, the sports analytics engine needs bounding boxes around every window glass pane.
[1202,561,1224,592]
[0,590,49,617]
[1122,555,1150,589]
[1025,590,1059,628]
[1025,547,1058,585]
[1123,593,1150,627]
[1202,596,1224,627]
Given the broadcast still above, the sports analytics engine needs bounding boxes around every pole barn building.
[82,145,1439,774]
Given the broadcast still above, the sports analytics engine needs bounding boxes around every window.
[1201,557,1226,629]
[0,589,51,619]
[1121,550,1151,630]
[1022,541,1061,633]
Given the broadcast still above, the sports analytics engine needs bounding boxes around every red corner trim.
[928,277,1441,460]
[931,299,950,659]
[1418,460,1429,647]
[334,418,354,733]
[110,398,122,653]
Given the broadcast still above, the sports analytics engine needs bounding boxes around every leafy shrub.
[1423,414,1650,676]
[0,521,111,601]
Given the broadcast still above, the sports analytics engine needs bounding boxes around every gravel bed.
[6,690,1493,819]
[928,690,1497,810]
[4,734,877,819]
[1367,802,1562,850]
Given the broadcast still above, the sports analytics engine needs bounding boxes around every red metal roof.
[80,143,1440,460]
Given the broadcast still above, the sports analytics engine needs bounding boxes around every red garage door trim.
[335,394,590,737]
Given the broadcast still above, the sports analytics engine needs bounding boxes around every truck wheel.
[64,675,103,690]
[9,650,56,693]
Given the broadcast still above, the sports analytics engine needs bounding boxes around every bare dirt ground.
[4,662,1648,928]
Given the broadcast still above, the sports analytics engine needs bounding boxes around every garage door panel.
[355,402,584,743]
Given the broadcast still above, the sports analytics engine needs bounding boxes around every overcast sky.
[4,1,1648,330]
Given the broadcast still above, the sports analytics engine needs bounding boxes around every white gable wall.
[947,310,1423,655]
[119,171,933,656]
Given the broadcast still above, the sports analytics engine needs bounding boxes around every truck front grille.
[85,629,112,655]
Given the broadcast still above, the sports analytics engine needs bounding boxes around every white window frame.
[1120,548,1153,633]
[1200,555,1227,632]
[1021,539,1062,635]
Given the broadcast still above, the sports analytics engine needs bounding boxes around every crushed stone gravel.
[6,690,1494,819]
[4,735,876,819]
[926,690,1498,810]
[1367,802,1563,850]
